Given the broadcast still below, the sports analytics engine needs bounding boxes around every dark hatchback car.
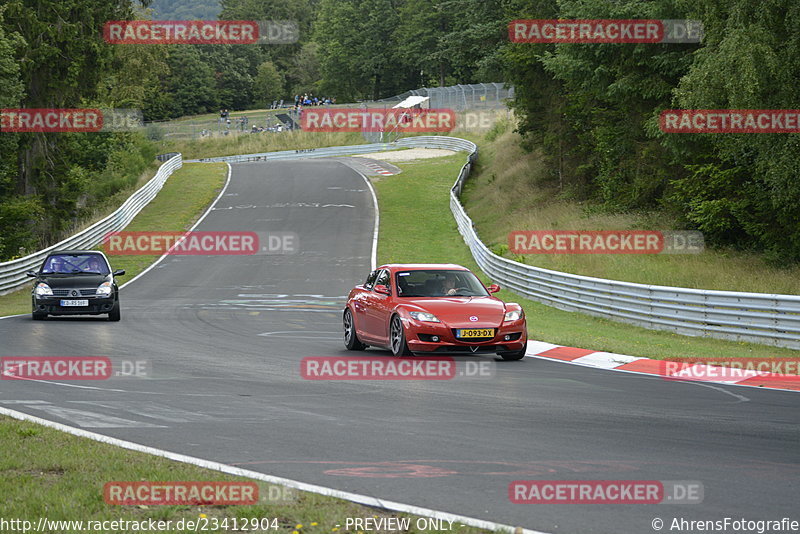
[26,250,125,321]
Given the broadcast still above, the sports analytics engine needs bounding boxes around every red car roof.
[379,263,470,272]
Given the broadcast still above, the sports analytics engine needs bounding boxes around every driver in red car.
[441,272,459,295]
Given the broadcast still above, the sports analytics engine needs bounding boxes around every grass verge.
[0,162,228,318]
[373,154,799,360]
[0,415,490,534]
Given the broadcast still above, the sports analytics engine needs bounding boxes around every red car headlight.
[409,311,441,323]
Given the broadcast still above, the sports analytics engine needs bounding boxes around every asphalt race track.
[1,159,799,534]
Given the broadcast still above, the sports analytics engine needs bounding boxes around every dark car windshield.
[42,254,110,275]
[395,269,489,297]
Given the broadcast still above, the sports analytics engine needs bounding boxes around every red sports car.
[343,264,527,359]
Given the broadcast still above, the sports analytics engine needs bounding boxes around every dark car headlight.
[96,281,113,297]
[34,283,53,297]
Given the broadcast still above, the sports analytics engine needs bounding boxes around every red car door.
[364,269,394,344]
[352,269,379,339]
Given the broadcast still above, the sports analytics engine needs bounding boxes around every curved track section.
[1,159,798,534]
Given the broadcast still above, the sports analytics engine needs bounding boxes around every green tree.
[395,0,451,87]
[165,45,218,115]
[285,41,322,96]
[0,6,36,258]
[314,0,408,100]
[666,0,800,262]
[254,60,285,107]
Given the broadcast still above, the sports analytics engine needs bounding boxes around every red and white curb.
[524,340,800,392]
[363,161,395,176]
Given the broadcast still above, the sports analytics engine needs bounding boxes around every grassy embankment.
[460,120,800,294]
[373,152,799,361]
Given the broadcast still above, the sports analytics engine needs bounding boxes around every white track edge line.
[0,406,547,534]
[120,162,233,290]
[351,166,379,271]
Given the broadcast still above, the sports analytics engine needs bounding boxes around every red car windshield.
[395,270,489,297]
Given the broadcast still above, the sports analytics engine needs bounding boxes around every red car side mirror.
[487,284,501,293]
[374,284,391,295]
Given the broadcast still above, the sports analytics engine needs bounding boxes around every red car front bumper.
[403,317,527,354]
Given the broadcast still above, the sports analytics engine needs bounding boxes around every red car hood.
[406,297,506,328]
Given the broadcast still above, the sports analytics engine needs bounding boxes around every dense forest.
[0,0,799,266]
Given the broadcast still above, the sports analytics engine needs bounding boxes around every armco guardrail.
[185,137,477,164]
[0,154,183,295]
[185,136,800,349]
[186,143,395,164]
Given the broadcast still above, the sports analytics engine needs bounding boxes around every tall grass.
[161,130,368,160]
[461,121,800,295]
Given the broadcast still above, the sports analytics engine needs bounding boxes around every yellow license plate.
[458,328,495,338]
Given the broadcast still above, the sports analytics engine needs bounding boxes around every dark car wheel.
[108,301,121,322]
[343,308,367,350]
[498,345,527,361]
[390,315,412,357]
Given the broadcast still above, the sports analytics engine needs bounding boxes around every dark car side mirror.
[374,284,391,295]
[26,270,38,277]
[487,283,501,293]
[112,269,126,276]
